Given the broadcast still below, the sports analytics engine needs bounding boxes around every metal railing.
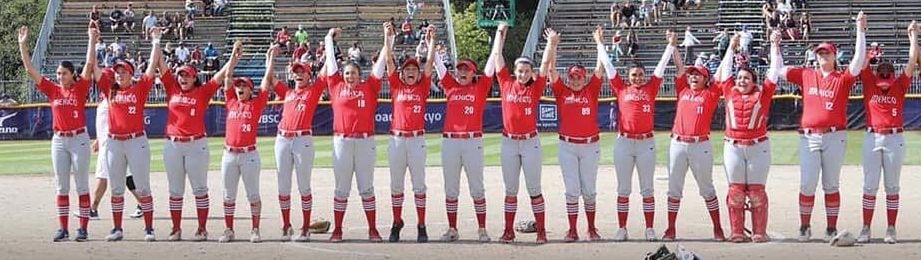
[29,0,63,103]
[520,0,552,58]
[442,0,459,64]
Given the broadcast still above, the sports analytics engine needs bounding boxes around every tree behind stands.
[0,0,48,101]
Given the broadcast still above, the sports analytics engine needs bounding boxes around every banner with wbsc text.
[2,99,921,140]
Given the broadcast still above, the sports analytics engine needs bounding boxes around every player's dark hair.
[343,61,362,75]
[59,61,79,81]
[737,67,759,82]
[628,61,645,71]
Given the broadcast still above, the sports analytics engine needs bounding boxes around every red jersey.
[37,78,90,132]
[99,76,155,134]
[673,73,723,137]
[611,74,661,134]
[326,72,382,135]
[720,78,776,140]
[441,74,492,133]
[389,73,430,131]
[552,75,601,138]
[497,67,545,135]
[224,87,269,147]
[161,71,221,136]
[274,79,326,131]
[786,67,857,129]
[860,68,909,128]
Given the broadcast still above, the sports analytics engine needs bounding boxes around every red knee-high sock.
[169,196,183,231]
[139,195,154,230]
[825,192,840,230]
[473,198,487,229]
[414,193,426,226]
[616,196,629,228]
[503,196,517,232]
[279,194,292,229]
[642,196,655,229]
[362,196,377,229]
[666,197,681,231]
[333,197,347,231]
[223,201,236,230]
[704,196,723,230]
[446,198,458,229]
[799,193,815,227]
[195,195,209,230]
[391,193,404,225]
[56,195,69,230]
[301,194,313,230]
[78,193,90,230]
[886,194,899,227]
[250,202,261,229]
[862,194,875,226]
[585,201,597,231]
[566,201,578,231]
[111,196,125,229]
[531,196,546,232]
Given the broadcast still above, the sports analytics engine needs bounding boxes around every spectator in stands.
[609,2,621,28]
[181,14,195,40]
[203,0,215,17]
[781,12,798,40]
[800,12,812,41]
[123,3,136,33]
[706,53,720,75]
[417,20,430,42]
[204,42,219,59]
[609,31,624,65]
[775,0,792,15]
[713,28,730,57]
[401,19,414,45]
[202,56,220,75]
[415,39,428,61]
[186,0,198,17]
[276,26,293,53]
[315,41,326,66]
[143,11,157,40]
[406,0,420,20]
[295,25,309,46]
[96,38,106,62]
[104,47,117,68]
[214,0,228,16]
[175,42,191,65]
[109,6,125,32]
[626,28,640,58]
[639,0,653,27]
[163,42,176,68]
[680,26,701,64]
[868,42,883,65]
[621,1,637,28]
[804,43,816,66]
[762,2,778,33]
[739,26,753,54]
[652,0,663,24]
[292,42,308,63]
[89,5,102,28]
[109,37,126,58]
[348,42,363,65]
[190,46,204,66]
[792,0,807,9]
[694,52,707,67]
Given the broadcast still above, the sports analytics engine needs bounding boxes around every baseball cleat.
[250,228,261,243]
[661,228,676,241]
[797,226,811,242]
[369,228,383,242]
[106,228,124,241]
[587,228,601,241]
[440,228,459,242]
[613,227,628,241]
[713,228,726,241]
[193,229,208,241]
[329,229,343,242]
[144,229,156,242]
[563,229,578,242]
[823,228,838,243]
[751,233,769,243]
[499,229,515,243]
[53,229,69,242]
[218,229,234,243]
[129,206,143,219]
[477,228,491,243]
[883,227,897,244]
[168,229,181,241]
[645,228,657,242]
[417,225,428,243]
[536,230,548,244]
[280,226,293,241]
[729,233,750,243]
[857,226,871,243]
[388,221,404,242]
[75,228,88,242]
[292,229,310,242]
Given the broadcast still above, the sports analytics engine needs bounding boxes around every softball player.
[719,33,779,243]
[547,27,604,242]
[384,25,437,243]
[18,25,95,242]
[856,21,917,244]
[97,29,164,242]
[492,22,551,244]
[158,40,243,241]
[218,71,270,243]
[325,25,389,242]
[266,44,327,242]
[602,30,678,242]
[665,42,725,242]
[433,53,496,242]
[774,12,867,242]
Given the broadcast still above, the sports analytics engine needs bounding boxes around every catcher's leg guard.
[749,184,769,242]
[727,184,748,242]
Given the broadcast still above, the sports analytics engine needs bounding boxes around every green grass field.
[1,131,919,175]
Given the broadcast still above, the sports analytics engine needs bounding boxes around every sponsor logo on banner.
[538,104,558,128]
[0,112,20,134]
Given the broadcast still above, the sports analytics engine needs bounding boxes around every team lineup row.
[18,11,915,244]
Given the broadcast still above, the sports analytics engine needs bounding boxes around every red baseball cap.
[401,58,421,69]
[291,62,312,74]
[456,59,478,73]
[112,61,135,75]
[176,65,198,79]
[567,65,587,78]
[233,77,255,90]
[814,43,838,55]
[685,65,710,80]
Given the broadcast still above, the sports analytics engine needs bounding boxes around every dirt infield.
[2,165,920,259]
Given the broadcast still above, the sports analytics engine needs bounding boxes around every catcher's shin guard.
[749,184,769,242]
[727,184,747,242]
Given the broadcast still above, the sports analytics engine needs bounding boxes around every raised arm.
[324,28,341,76]
[212,40,243,83]
[16,26,42,83]
[715,34,740,82]
[768,31,784,83]
[490,22,509,73]
[848,11,867,76]
[423,25,437,78]
[83,24,100,80]
[261,43,279,90]
[905,20,918,77]
[540,28,560,79]
[145,27,164,78]
[595,26,616,79]
[672,34,685,76]
[384,23,398,76]
[655,30,678,78]
[371,25,389,79]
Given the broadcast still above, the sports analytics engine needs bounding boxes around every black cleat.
[75,228,88,242]
[389,221,404,242]
[417,225,428,243]
[53,229,69,242]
